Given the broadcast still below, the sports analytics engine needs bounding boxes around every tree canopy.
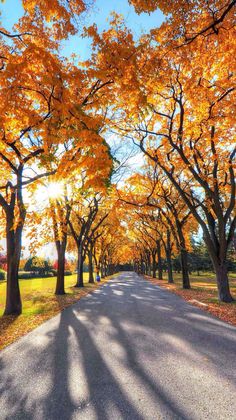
[0,0,235,314]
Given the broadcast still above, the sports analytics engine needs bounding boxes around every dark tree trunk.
[156,240,163,280]
[180,248,190,289]
[166,254,174,284]
[152,251,157,278]
[55,242,66,295]
[88,245,94,284]
[166,230,174,284]
[215,262,234,302]
[176,220,190,289]
[203,228,234,302]
[75,245,84,287]
[147,253,151,276]
[4,212,22,315]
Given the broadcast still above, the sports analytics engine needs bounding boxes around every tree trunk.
[55,243,66,295]
[4,213,22,315]
[203,232,234,302]
[176,220,190,289]
[166,230,174,284]
[88,244,94,284]
[147,253,151,276]
[152,251,157,278]
[180,248,190,289]
[75,245,84,287]
[156,240,163,280]
[214,261,234,302]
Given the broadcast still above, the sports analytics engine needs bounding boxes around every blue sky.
[0,0,164,59]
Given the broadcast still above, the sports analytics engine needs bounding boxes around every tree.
[50,194,71,295]
[86,10,235,302]
[0,0,114,314]
[118,169,196,288]
[129,0,236,45]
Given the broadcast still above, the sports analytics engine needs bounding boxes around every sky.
[1,0,164,60]
[0,1,165,259]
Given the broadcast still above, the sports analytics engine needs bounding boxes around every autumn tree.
[85,8,235,302]
[119,170,195,287]
[129,0,235,45]
[0,0,114,314]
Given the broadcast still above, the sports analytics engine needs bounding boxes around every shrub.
[50,269,57,276]
[18,272,34,279]
[0,269,6,281]
[18,272,55,279]
[65,270,72,276]
[24,257,53,275]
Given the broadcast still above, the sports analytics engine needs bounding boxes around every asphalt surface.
[0,272,236,420]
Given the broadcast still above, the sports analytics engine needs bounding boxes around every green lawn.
[161,271,236,303]
[0,272,107,350]
[0,273,90,316]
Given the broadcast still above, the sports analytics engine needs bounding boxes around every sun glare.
[46,182,64,199]
[35,182,65,206]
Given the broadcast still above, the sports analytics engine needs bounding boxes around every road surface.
[0,272,236,419]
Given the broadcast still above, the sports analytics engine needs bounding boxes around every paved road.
[0,273,236,420]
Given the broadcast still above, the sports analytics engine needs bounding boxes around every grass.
[174,271,235,298]
[0,273,88,316]
[146,271,236,326]
[0,273,112,351]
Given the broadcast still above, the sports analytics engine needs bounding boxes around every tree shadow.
[0,272,235,419]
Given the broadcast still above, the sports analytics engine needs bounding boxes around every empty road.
[0,272,236,419]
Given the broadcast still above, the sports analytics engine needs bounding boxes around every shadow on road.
[0,273,235,419]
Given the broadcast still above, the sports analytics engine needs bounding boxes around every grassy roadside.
[0,273,116,351]
[145,272,236,326]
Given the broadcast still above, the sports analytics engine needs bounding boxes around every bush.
[18,271,54,279]
[65,270,72,276]
[50,269,57,276]
[24,257,53,275]
[18,272,34,279]
[0,269,6,281]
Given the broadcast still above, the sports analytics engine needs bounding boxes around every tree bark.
[156,240,163,280]
[4,210,22,315]
[88,244,94,284]
[175,219,190,289]
[203,231,234,302]
[180,248,190,289]
[166,230,174,284]
[75,244,84,287]
[152,251,157,278]
[215,262,233,302]
[55,243,66,295]
[146,252,151,276]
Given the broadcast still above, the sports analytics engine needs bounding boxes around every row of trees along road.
[86,0,236,302]
[0,0,116,315]
[0,0,235,315]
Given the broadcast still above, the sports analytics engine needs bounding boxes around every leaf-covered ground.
[145,272,236,326]
[0,274,112,351]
